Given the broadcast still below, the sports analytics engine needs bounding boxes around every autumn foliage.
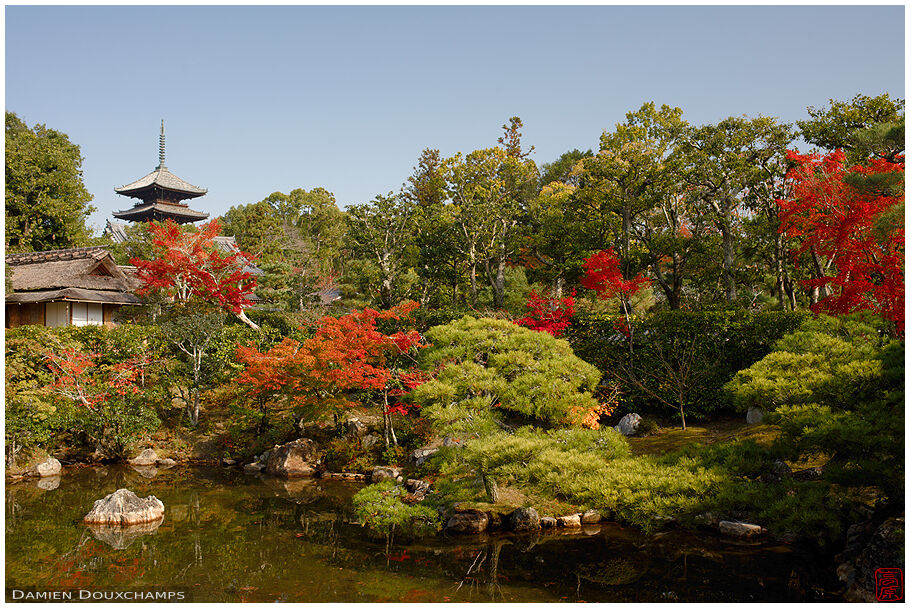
[778,149,904,333]
[581,248,650,300]
[45,347,148,411]
[131,219,258,319]
[236,301,427,418]
[516,290,576,337]
[581,248,650,342]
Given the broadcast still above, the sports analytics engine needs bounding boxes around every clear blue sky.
[6,5,905,234]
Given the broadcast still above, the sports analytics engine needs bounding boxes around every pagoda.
[112,122,209,224]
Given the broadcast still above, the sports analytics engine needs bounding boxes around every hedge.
[565,310,812,420]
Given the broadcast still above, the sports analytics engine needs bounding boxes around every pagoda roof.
[113,202,209,223]
[115,166,207,199]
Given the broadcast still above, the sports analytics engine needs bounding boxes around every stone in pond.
[540,516,557,529]
[506,507,541,532]
[36,457,61,477]
[446,510,489,534]
[718,520,764,538]
[129,448,158,466]
[614,413,642,436]
[84,489,164,526]
[581,510,602,524]
[557,514,582,528]
[243,462,265,474]
[156,458,177,468]
[266,438,319,478]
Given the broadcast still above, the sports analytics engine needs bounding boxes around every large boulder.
[446,510,490,534]
[614,413,642,436]
[35,457,61,477]
[506,507,541,532]
[265,439,319,478]
[371,466,403,484]
[361,434,381,449]
[129,449,158,466]
[83,489,164,526]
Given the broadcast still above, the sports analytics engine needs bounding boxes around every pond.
[6,466,840,602]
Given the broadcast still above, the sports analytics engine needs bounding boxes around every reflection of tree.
[454,540,507,601]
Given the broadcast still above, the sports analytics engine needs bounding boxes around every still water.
[6,466,839,602]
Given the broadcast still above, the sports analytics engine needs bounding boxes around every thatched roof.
[6,288,141,305]
[6,247,141,305]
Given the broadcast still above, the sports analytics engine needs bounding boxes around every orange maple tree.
[236,301,427,444]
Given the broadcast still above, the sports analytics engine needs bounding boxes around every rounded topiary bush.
[412,316,605,434]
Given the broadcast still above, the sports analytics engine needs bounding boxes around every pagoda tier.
[112,201,209,224]
[113,121,209,224]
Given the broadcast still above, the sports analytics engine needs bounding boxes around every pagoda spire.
[157,120,166,170]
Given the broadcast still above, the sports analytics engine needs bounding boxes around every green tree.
[798,93,904,163]
[346,193,417,308]
[5,112,95,252]
[447,119,538,308]
[159,303,228,427]
[677,116,792,305]
[411,316,607,501]
[403,149,462,307]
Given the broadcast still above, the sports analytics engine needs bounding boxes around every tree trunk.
[493,257,506,309]
[554,275,565,298]
[482,472,499,503]
[678,393,687,431]
[188,390,200,427]
[721,221,736,304]
[468,249,478,306]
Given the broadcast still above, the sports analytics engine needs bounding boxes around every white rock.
[36,457,61,477]
[557,514,582,528]
[129,448,158,466]
[718,520,764,538]
[84,489,164,526]
[746,407,764,425]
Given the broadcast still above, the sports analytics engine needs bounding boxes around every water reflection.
[130,465,158,479]
[87,517,164,550]
[37,476,60,491]
[5,466,840,602]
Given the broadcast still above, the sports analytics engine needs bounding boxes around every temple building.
[111,121,209,224]
[5,247,141,328]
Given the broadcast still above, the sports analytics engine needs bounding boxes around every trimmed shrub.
[412,317,605,433]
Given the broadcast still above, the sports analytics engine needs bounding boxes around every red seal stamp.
[875,568,904,602]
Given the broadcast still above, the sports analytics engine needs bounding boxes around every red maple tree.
[581,248,650,350]
[45,348,149,410]
[515,290,576,337]
[236,301,427,444]
[778,149,904,333]
[131,219,260,328]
